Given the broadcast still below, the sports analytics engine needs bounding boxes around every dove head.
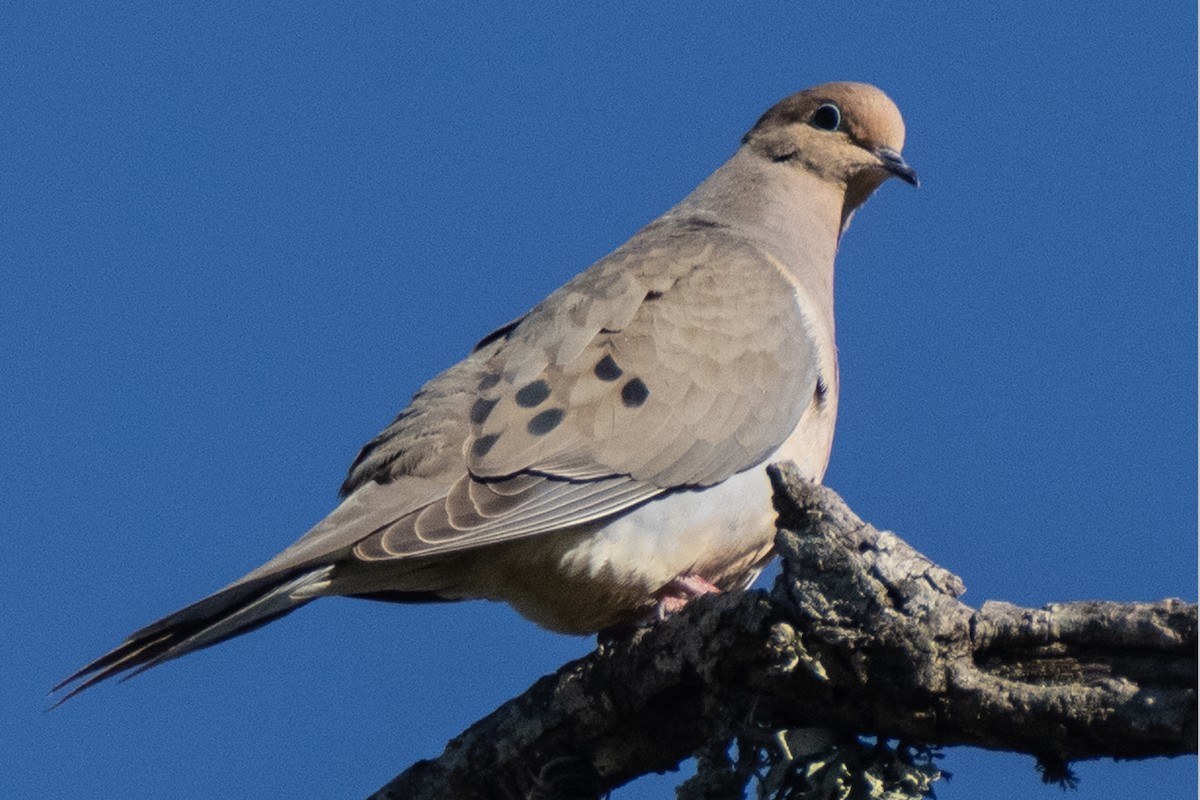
[743,82,918,217]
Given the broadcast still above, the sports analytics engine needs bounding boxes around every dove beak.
[875,147,919,187]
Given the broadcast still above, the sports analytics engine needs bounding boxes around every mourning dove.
[54,82,916,702]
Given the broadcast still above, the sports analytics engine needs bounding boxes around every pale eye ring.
[811,103,841,131]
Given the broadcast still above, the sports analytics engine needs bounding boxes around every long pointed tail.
[51,565,334,706]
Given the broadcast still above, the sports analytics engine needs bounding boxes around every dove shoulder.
[339,213,823,502]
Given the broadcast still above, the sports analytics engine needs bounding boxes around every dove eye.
[811,103,842,132]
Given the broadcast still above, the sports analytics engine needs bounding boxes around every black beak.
[875,147,919,187]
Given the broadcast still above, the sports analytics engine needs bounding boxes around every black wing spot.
[814,376,828,406]
[472,433,500,458]
[470,397,499,424]
[594,354,623,382]
[527,408,565,436]
[514,379,551,408]
[678,216,727,230]
[478,372,502,391]
[644,290,663,301]
[621,377,649,408]
[472,316,524,352]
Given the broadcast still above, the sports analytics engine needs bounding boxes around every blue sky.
[4,3,1195,798]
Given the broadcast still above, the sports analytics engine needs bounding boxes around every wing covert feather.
[340,223,822,564]
[467,228,819,488]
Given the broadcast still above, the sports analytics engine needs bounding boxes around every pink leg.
[654,573,722,620]
[596,574,725,643]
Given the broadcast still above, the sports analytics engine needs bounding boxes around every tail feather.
[51,565,335,707]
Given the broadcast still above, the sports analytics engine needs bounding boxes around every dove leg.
[593,573,723,643]
[653,573,722,619]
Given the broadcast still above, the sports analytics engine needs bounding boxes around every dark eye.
[811,103,841,131]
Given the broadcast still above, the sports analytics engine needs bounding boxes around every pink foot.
[596,574,724,643]
[653,573,722,620]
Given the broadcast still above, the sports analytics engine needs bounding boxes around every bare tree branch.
[368,462,1197,800]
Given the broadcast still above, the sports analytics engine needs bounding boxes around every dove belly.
[451,463,786,633]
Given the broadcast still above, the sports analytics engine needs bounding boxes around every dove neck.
[665,148,842,333]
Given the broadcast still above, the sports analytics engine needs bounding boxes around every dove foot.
[595,573,723,644]
[653,573,722,619]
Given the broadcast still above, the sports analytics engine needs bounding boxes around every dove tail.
[50,565,335,707]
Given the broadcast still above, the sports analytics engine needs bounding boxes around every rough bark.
[368,462,1197,800]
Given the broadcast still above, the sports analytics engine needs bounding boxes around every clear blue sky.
[5,4,1195,798]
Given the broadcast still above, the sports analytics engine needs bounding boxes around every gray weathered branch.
[368,462,1197,800]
